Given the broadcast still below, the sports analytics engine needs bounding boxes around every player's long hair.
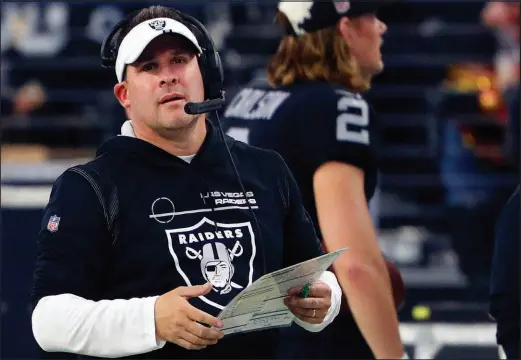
[267,12,370,92]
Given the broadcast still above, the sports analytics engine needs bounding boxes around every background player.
[223,1,406,359]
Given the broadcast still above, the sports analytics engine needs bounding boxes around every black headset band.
[177,12,216,55]
[100,8,141,69]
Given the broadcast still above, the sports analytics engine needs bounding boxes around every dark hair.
[116,5,202,81]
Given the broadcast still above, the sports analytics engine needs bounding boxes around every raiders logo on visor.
[149,19,166,31]
[333,0,351,14]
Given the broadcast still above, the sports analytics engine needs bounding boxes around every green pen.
[300,284,311,298]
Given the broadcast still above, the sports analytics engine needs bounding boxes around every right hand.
[154,283,225,350]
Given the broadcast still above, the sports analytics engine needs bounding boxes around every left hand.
[283,280,332,324]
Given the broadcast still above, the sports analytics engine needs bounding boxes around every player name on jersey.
[224,88,290,120]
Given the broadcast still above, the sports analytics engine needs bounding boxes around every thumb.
[176,283,213,298]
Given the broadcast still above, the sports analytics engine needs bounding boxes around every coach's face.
[114,34,205,132]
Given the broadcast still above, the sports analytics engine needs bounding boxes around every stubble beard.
[156,112,203,141]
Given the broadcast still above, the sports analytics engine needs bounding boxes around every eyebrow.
[134,49,195,65]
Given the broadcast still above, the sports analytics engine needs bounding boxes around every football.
[385,257,406,310]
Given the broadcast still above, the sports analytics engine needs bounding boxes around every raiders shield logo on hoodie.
[166,217,257,310]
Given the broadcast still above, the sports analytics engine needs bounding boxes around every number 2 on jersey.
[336,96,369,145]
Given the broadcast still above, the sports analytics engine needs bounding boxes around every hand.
[283,280,332,324]
[154,283,224,350]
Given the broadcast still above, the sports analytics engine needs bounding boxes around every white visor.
[115,17,202,82]
[278,2,314,36]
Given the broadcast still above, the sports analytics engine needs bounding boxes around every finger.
[186,321,224,342]
[175,338,207,351]
[175,283,213,298]
[181,329,217,347]
[293,312,323,325]
[287,281,330,297]
[287,286,304,296]
[186,305,224,328]
[307,282,332,298]
[286,304,328,319]
[284,296,327,309]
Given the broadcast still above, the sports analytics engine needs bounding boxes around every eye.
[141,62,157,71]
[172,56,189,64]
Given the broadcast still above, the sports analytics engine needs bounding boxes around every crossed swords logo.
[185,240,244,290]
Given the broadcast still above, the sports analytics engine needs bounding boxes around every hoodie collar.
[120,120,137,138]
[96,119,234,168]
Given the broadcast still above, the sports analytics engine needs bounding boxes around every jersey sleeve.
[31,169,112,308]
[272,152,324,267]
[293,88,375,174]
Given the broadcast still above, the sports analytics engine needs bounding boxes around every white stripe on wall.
[1,186,52,208]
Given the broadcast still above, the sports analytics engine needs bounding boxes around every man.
[30,5,342,359]
[440,0,519,289]
[481,0,519,91]
[223,1,406,359]
[490,186,519,359]
[482,0,520,169]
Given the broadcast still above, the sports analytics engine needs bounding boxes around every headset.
[100,8,225,115]
[99,7,267,275]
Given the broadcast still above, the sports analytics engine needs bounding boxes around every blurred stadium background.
[1,1,519,359]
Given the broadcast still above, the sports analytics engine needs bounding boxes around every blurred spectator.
[481,0,519,178]
[1,74,47,116]
[439,1,519,289]
[11,81,47,115]
[481,1,520,91]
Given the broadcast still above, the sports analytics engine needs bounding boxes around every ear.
[337,16,356,45]
[337,17,351,43]
[114,82,130,109]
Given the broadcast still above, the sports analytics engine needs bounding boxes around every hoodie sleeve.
[31,169,165,357]
[32,169,111,306]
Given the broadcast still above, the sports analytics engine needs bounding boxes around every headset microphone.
[184,95,226,115]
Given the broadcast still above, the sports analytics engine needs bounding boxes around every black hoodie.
[32,119,323,359]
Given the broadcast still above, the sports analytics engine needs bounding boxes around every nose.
[159,74,178,87]
[379,19,388,35]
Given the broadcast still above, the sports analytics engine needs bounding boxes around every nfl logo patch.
[333,0,351,14]
[47,215,60,233]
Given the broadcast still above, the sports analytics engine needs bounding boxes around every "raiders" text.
[178,229,243,245]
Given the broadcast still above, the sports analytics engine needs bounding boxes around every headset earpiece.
[100,18,129,69]
[206,51,224,100]
[176,12,224,101]
[100,9,143,70]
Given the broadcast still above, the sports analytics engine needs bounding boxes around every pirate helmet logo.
[149,19,166,31]
[185,241,244,295]
[201,242,242,294]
